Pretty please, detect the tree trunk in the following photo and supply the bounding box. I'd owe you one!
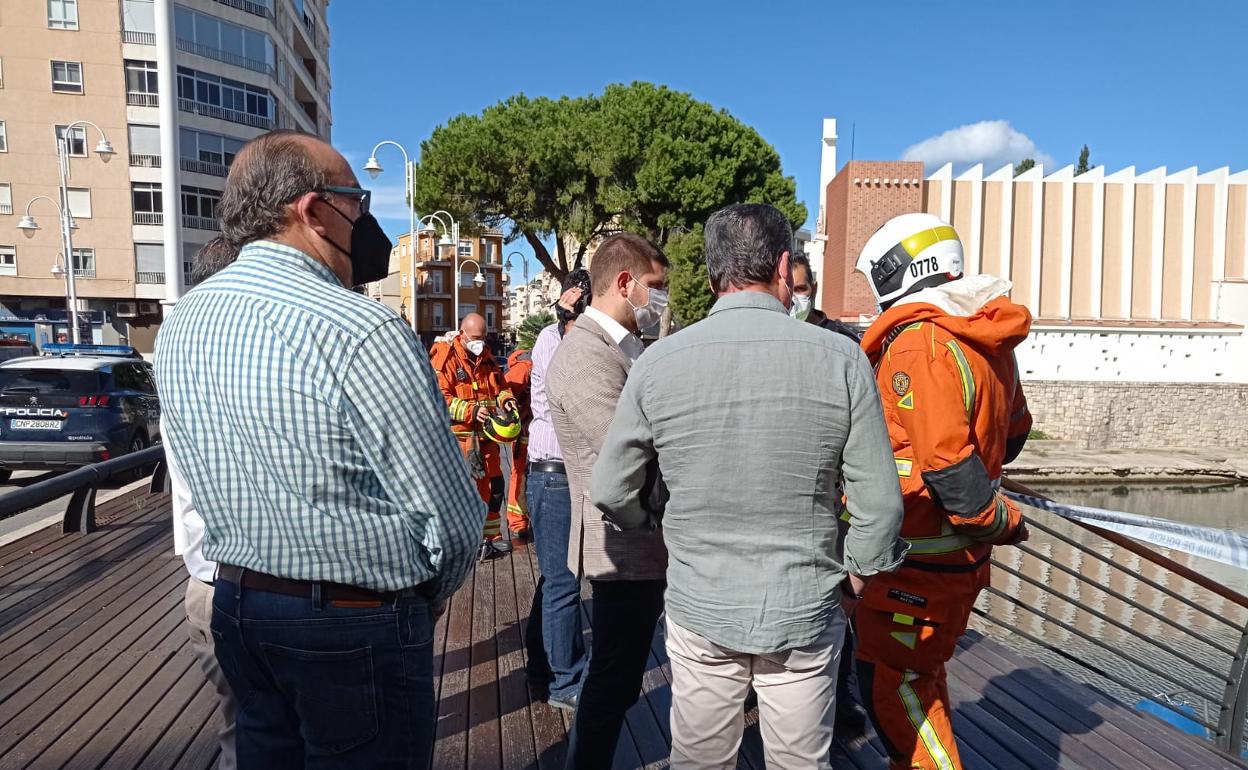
[523,231,565,281]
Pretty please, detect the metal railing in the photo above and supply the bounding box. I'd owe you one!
[0,202,12,215]
[136,270,165,284]
[127,91,159,107]
[212,0,273,19]
[182,214,220,231]
[130,153,161,168]
[133,211,163,225]
[180,157,229,177]
[175,38,276,78]
[178,98,273,130]
[0,445,166,534]
[74,268,95,279]
[123,29,155,45]
[978,478,1248,754]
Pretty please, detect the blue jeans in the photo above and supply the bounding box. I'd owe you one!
[211,578,435,770]
[524,469,586,701]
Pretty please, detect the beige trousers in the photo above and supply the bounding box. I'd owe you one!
[184,576,237,770]
[666,614,846,770]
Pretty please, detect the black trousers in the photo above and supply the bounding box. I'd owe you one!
[565,579,665,770]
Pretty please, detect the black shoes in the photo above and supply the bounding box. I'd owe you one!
[477,538,513,562]
[546,692,579,712]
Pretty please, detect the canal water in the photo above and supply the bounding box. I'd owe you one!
[969,480,1248,745]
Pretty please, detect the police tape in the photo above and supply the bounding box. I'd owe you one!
[1002,490,1248,571]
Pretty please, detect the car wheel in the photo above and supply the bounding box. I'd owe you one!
[0,468,10,484]
[123,432,150,484]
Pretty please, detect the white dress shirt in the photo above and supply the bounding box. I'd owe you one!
[582,306,644,362]
[167,440,217,582]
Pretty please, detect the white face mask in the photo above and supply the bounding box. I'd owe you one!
[790,293,812,321]
[465,340,485,357]
[628,279,668,330]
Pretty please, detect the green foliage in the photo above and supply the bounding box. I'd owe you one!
[517,311,554,350]
[412,82,806,282]
[1028,427,1052,440]
[1075,144,1091,175]
[665,225,715,326]
[1014,158,1036,176]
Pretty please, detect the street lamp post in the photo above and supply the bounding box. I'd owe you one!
[363,140,417,333]
[39,121,114,344]
[504,250,530,284]
[17,196,83,343]
[455,258,486,325]
[419,210,457,332]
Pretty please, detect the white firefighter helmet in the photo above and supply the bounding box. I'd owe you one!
[855,213,964,309]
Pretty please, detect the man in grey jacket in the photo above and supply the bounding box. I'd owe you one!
[546,232,670,768]
[592,204,906,769]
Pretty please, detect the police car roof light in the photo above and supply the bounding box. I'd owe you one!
[42,343,142,359]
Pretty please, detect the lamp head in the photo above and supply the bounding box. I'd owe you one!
[473,272,485,287]
[94,138,116,160]
[364,157,382,179]
[17,215,39,237]
[438,234,453,247]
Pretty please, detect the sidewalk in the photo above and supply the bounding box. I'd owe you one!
[1008,441,1248,482]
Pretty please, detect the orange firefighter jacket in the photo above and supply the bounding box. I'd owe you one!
[859,296,1033,623]
[504,348,534,438]
[432,336,515,441]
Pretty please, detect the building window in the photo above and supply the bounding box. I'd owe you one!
[132,182,162,224]
[128,124,161,166]
[457,239,473,259]
[122,0,156,43]
[65,188,91,219]
[432,302,445,328]
[459,271,476,289]
[486,306,496,330]
[181,185,221,229]
[175,6,275,74]
[486,273,497,296]
[481,240,497,263]
[0,122,6,153]
[124,60,159,104]
[135,242,164,283]
[0,183,11,215]
[54,125,88,157]
[431,272,444,294]
[48,0,79,30]
[51,61,83,93]
[0,246,15,277]
[178,127,243,176]
[176,66,273,128]
[71,247,95,277]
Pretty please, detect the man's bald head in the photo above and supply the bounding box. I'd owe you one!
[460,313,486,341]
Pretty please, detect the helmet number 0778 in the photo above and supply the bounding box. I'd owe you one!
[909,256,939,278]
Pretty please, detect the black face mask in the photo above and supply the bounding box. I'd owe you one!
[321,202,393,286]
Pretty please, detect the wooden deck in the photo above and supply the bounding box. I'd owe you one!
[1,490,1244,769]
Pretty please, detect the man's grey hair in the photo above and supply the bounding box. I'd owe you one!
[218,130,329,247]
[704,203,794,293]
[189,236,239,283]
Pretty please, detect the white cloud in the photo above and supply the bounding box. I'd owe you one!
[901,120,1054,174]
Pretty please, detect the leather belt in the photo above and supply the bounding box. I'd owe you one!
[217,565,397,607]
[529,460,566,475]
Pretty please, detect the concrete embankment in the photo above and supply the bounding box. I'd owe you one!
[1006,441,1248,483]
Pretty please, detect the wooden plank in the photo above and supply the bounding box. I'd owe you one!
[496,545,538,770]
[163,682,223,770]
[510,533,568,769]
[466,557,502,768]
[966,635,1243,769]
[945,674,1087,770]
[0,557,187,704]
[0,485,154,565]
[0,580,185,756]
[96,651,210,770]
[433,558,476,768]
[954,634,1188,769]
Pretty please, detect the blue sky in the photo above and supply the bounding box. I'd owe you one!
[327,0,1248,284]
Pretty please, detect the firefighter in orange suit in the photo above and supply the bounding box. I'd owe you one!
[432,313,518,560]
[503,347,534,538]
[854,213,1033,770]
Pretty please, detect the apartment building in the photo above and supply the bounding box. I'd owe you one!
[507,270,563,334]
[387,229,507,349]
[0,0,332,351]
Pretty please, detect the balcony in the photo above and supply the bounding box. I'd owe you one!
[136,270,165,284]
[133,211,163,225]
[182,215,220,231]
[211,0,273,19]
[127,92,159,107]
[178,98,273,129]
[130,154,161,168]
[123,30,155,45]
[180,158,228,177]
[176,38,275,78]
[0,202,12,215]
[73,268,96,279]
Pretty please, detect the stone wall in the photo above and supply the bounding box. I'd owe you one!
[1023,380,1248,449]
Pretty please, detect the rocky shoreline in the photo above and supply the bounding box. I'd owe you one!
[1005,442,1248,483]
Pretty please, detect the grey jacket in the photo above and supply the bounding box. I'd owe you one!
[591,291,906,653]
[546,314,668,582]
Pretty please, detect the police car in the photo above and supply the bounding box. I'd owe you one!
[0,344,160,481]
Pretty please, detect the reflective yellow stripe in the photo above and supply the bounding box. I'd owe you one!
[945,340,975,416]
[906,520,976,555]
[901,226,960,259]
[895,458,913,477]
[899,671,958,770]
[893,613,915,626]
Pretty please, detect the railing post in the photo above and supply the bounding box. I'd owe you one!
[149,458,171,495]
[61,485,98,534]
[1217,623,1248,752]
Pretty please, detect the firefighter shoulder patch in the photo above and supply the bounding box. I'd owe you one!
[891,371,911,396]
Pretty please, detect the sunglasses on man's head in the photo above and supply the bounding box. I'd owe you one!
[314,186,371,215]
